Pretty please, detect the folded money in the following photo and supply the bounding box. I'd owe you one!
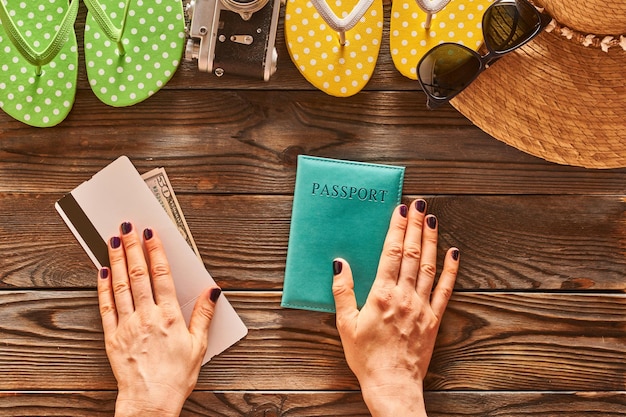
[142,167,201,260]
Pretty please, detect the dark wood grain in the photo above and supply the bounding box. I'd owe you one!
[2,90,626,195]
[0,0,624,414]
[1,291,624,391]
[1,193,624,290]
[2,391,625,416]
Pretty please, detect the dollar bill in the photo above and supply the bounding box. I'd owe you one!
[141,167,202,260]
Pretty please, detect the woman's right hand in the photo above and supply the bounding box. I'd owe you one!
[332,199,459,417]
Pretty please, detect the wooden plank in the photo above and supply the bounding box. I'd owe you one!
[1,194,624,290]
[1,391,625,416]
[0,291,623,391]
[0,392,115,417]
[2,90,626,195]
[1,89,625,195]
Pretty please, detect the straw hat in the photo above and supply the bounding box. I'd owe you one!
[450,0,626,169]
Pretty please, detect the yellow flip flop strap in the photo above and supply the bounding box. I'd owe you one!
[311,0,374,32]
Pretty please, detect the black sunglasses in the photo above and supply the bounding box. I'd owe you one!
[417,0,552,110]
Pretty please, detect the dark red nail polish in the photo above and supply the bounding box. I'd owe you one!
[399,205,408,218]
[209,288,222,303]
[426,215,437,229]
[415,200,426,213]
[121,222,132,235]
[143,228,153,240]
[100,268,109,279]
[110,236,121,249]
[452,249,460,261]
[333,260,343,275]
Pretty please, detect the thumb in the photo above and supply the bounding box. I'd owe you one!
[332,258,358,328]
[188,287,221,345]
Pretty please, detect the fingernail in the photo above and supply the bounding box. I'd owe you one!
[121,222,132,235]
[143,228,153,240]
[209,287,222,303]
[452,249,460,261]
[110,236,121,249]
[415,200,426,213]
[426,215,437,229]
[99,268,109,279]
[399,205,408,218]
[333,260,343,275]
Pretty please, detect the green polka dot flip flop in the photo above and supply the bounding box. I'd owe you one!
[0,0,79,127]
[83,0,186,107]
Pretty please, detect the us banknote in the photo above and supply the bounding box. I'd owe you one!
[141,167,201,260]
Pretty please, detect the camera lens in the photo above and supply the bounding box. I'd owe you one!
[221,0,269,20]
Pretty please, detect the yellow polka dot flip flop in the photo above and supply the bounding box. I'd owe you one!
[390,0,493,80]
[0,0,79,127]
[83,0,185,107]
[285,0,383,97]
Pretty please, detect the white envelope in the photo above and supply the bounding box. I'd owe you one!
[55,156,247,364]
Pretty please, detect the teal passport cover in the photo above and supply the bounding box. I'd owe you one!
[281,155,405,313]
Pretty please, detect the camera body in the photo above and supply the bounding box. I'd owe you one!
[185,0,280,81]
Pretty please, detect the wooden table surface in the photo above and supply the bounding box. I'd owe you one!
[1,2,625,416]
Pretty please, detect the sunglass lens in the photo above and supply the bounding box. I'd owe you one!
[483,0,540,53]
[418,44,481,102]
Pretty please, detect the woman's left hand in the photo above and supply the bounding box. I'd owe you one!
[98,223,221,417]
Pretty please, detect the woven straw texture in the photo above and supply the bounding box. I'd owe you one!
[540,0,626,34]
[451,1,626,169]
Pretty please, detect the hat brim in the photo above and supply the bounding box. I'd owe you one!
[451,30,626,169]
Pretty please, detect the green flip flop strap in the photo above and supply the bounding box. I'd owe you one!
[83,0,131,44]
[0,0,78,68]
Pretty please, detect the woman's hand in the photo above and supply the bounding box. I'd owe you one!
[97,223,221,417]
[332,199,459,417]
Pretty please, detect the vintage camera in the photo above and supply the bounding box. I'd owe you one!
[184,0,280,81]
